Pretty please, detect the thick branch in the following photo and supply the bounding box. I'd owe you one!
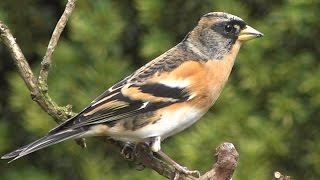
[117,141,239,180]
[199,143,238,180]
[39,0,76,86]
[118,142,180,179]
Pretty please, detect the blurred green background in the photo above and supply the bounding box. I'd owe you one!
[0,0,319,179]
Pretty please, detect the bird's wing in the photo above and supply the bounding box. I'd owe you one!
[48,45,197,134]
[49,81,191,134]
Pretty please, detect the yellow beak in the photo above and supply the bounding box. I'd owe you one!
[238,25,264,42]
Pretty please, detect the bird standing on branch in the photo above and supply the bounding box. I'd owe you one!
[2,12,263,176]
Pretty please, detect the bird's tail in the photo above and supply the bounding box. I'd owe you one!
[1,128,86,163]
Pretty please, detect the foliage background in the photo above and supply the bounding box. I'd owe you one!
[0,0,319,179]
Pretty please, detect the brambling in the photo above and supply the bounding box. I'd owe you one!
[2,12,263,176]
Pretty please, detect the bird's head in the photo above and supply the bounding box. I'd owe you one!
[185,12,263,60]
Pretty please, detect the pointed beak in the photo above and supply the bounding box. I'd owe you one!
[238,25,264,42]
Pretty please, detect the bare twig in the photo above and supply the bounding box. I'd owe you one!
[198,142,239,180]
[0,23,75,124]
[39,0,77,87]
[0,0,77,133]
[0,23,38,95]
[0,0,78,124]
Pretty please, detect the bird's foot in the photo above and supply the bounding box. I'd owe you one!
[173,164,200,180]
[120,142,135,161]
[120,142,149,171]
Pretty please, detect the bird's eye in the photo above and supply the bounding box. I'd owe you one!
[225,24,233,33]
[224,24,241,34]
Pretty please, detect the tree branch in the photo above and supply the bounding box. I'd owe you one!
[199,143,238,180]
[39,0,76,87]
[0,22,38,96]
[0,1,77,124]
[0,21,72,123]
[0,1,239,180]
[110,140,239,180]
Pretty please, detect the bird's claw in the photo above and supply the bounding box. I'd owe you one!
[120,143,135,161]
[173,165,200,180]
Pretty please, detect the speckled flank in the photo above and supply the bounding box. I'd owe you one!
[123,111,156,131]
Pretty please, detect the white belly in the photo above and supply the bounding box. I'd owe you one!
[108,106,205,142]
[149,107,204,139]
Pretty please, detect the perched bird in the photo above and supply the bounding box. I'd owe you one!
[2,12,263,176]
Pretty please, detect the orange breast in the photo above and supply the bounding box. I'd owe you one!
[152,41,241,111]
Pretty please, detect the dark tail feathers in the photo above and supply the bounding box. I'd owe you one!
[1,128,85,163]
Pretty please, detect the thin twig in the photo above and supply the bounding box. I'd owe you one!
[0,21,75,124]
[0,1,77,124]
[0,22,39,97]
[38,0,77,86]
